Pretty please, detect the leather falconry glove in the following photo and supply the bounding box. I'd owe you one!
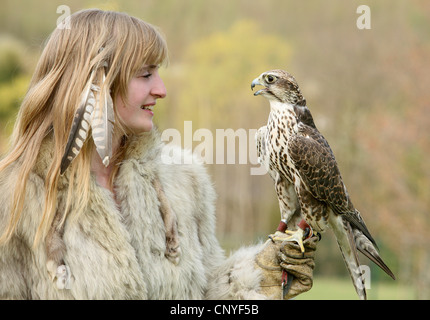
[254,235,318,299]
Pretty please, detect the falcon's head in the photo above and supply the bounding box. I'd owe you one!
[251,69,306,106]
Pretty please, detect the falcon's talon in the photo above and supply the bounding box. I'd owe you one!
[270,228,306,254]
[268,230,290,243]
[303,227,311,239]
[286,229,305,254]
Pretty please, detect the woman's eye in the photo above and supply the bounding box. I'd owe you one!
[141,73,152,79]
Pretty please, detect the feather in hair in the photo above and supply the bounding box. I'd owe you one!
[60,62,115,174]
[60,71,96,175]
[90,67,114,167]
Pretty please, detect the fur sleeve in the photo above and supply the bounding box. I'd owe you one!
[204,244,268,300]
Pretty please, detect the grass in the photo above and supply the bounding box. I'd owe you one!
[295,277,415,300]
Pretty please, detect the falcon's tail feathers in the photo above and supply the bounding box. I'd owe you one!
[330,215,367,300]
[343,209,378,250]
[353,228,396,280]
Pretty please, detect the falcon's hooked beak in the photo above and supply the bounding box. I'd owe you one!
[251,76,266,96]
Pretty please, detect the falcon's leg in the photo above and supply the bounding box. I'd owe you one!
[268,174,308,249]
[274,175,301,228]
[269,219,313,253]
[274,181,327,252]
[269,172,301,240]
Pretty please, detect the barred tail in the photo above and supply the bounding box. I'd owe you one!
[353,228,396,280]
[330,214,367,300]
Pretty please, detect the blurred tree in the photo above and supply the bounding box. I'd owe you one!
[0,36,27,83]
[0,75,29,120]
[180,20,291,127]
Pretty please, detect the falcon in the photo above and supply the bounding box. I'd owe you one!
[251,69,395,299]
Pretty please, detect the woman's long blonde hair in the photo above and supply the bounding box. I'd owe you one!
[0,9,168,246]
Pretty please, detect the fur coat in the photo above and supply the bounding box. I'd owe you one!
[0,129,268,300]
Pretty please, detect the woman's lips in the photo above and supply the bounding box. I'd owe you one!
[140,103,155,115]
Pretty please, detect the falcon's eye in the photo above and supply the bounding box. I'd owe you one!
[265,75,276,83]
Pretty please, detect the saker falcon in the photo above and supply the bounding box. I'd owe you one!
[251,69,395,300]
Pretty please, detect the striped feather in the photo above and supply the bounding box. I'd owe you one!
[60,77,96,175]
[90,72,114,167]
[60,65,114,174]
[353,228,396,280]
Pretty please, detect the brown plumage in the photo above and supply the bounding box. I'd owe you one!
[252,69,395,300]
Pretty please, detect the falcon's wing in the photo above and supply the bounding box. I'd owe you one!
[286,126,375,243]
[286,127,350,213]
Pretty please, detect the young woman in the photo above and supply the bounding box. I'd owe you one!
[0,9,317,299]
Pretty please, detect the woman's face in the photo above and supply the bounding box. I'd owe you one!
[115,65,167,133]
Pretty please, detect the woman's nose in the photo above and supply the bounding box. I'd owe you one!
[151,74,167,99]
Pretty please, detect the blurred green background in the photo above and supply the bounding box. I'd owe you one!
[1,0,429,299]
